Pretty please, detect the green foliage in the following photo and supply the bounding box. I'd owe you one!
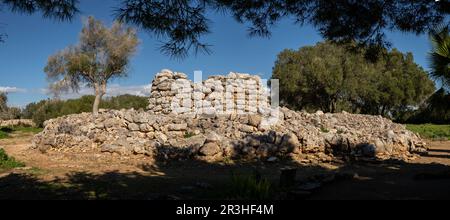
[184,132,195,139]
[0,92,22,120]
[0,126,43,139]
[226,172,272,200]
[429,25,450,89]
[0,131,9,139]
[406,88,450,124]
[23,95,148,127]
[9,126,43,134]
[272,41,435,120]
[406,124,450,140]
[0,148,25,171]
[320,126,329,133]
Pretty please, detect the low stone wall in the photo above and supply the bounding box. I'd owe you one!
[32,107,426,163]
[0,119,35,127]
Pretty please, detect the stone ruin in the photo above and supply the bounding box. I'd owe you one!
[32,69,428,164]
[147,69,272,117]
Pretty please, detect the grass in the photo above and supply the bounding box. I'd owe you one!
[320,126,329,133]
[0,130,9,139]
[0,126,43,139]
[406,124,450,140]
[184,131,195,139]
[0,148,25,171]
[225,171,273,200]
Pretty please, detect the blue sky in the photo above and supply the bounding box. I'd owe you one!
[0,0,436,107]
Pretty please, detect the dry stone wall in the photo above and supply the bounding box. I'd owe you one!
[1,119,35,127]
[147,69,271,117]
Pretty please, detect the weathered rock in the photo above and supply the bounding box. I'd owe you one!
[128,123,140,131]
[156,132,168,144]
[280,133,300,153]
[199,142,221,156]
[248,114,262,127]
[206,131,222,143]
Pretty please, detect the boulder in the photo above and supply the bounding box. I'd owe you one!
[205,131,222,143]
[280,133,301,153]
[199,142,221,156]
[128,123,140,131]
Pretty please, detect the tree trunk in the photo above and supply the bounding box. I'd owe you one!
[93,93,103,115]
[92,82,106,115]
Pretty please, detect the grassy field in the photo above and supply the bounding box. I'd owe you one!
[0,148,25,172]
[406,124,450,140]
[0,126,43,139]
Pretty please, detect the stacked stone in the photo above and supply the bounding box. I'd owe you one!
[148,69,189,114]
[147,69,272,117]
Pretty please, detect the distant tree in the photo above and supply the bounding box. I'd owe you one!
[0,0,79,42]
[23,95,148,127]
[0,92,7,113]
[272,42,435,118]
[429,25,450,89]
[0,92,23,120]
[272,42,373,113]
[44,16,139,115]
[360,50,436,118]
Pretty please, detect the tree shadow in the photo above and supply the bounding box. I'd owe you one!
[1,143,450,200]
[428,148,450,154]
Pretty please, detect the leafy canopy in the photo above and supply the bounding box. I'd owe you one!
[429,25,450,89]
[272,41,435,118]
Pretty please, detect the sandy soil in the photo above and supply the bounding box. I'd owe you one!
[1,132,449,200]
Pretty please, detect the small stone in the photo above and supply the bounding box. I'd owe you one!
[248,114,262,127]
[267,157,278,162]
[167,123,188,131]
[206,131,222,143]
[156,132,168,144]
[128,123,140,131]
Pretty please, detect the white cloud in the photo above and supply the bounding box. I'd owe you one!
[106,84,152,97]
[0,86,27,93]
[42,83,152,100]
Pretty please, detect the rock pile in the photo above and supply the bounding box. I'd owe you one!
[32,70,427,163]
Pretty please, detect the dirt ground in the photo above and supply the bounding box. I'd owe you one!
[1,131,449,200]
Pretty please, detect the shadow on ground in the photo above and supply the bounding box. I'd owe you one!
[1,151,450,200]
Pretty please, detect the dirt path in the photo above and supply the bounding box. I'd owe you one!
[310,141,450,200]
[1,133,450,199]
